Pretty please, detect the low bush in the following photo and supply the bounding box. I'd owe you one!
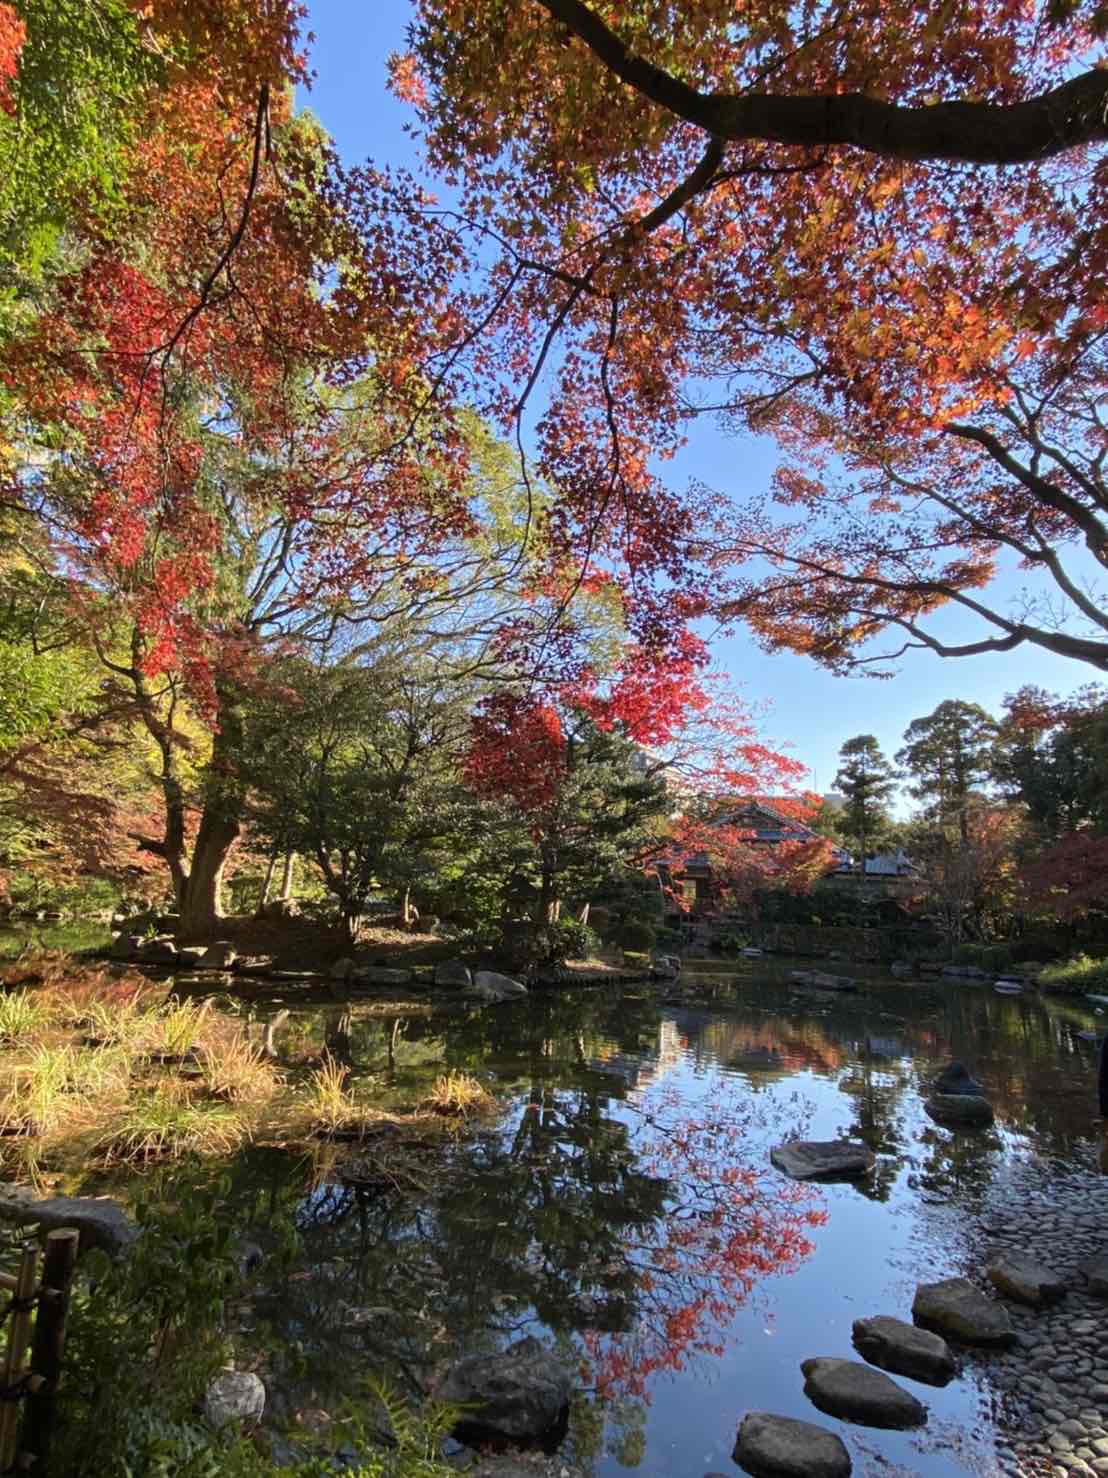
[1039,954,1108,993]
[617,916,656,953]
[951,941,1016,972]
[541,917,600,962]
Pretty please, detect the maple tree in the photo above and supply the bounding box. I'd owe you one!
[396,0,1108,675]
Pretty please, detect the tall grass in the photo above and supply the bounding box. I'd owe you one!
[421,1071,493,1117]
[96,1084,243,1165]
[309,1053,354,1134]
[0,991,46,1045]
[196,1032,277,1103]
[157,1000,211,1057]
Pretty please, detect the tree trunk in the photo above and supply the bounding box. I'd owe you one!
[178,811,240,939]
[278,852,296,901]
[258,851,278,910]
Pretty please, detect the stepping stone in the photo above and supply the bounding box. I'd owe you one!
[931,1061,985,1096]
[851,1315,955,1386]
[1080,1253,1108,1297]
[924,1093,994,1127]
[770,1140,875,1181]
[800,1357,927,1430]
[912,1277,1015,1346]
[987,1250,1066,1306]
[733,1411,851,1478]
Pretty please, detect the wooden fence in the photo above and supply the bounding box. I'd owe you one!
[0,1229,78,1473]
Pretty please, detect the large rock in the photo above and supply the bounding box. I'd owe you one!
[434,961,472,989]
[800,1357,927,1429]
[931,1061,985,1096]
[986,1250,1066,1307]
[851,1316,955,1386]
[0,1188,137,1256]
[770,1140,875,1181]
[137,937,178,966]
[109,934,142,961]
[200,940,237,970]
[924,1093,994,1127]
[912,1277,1015,1347]
[733,1411,851,1478]
[434,1335,570,1442]
[352,966,412,986]
[203,1370,266,1429]
[468,970,529,1003]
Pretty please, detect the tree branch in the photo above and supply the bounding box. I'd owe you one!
[535,0,1108,163]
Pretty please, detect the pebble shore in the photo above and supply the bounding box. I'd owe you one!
[967,1156,1108,1477]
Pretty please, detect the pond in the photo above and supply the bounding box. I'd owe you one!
[12,951,1108,1476]
[131,961,1104,1478]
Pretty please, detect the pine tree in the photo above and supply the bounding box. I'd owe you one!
[833,734,898,879]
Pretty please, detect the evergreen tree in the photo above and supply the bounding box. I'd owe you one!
[896,701,996,845]
[832,735,898,878]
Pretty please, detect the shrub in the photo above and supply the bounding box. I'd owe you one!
[952,941,1016,972]
[542,917,600,962]
[617,916,656,953]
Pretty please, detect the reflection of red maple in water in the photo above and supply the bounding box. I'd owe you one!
[580,1084,826,1401]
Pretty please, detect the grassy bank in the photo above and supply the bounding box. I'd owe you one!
[1039,954,1108,994]
[0,955,496,1187]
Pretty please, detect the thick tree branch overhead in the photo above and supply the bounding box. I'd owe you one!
[535,0,1108,162]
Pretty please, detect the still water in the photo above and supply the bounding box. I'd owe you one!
[202,966,1105,1478]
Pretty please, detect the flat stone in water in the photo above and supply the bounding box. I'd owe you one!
[800,1357,927,1429]
[851,1315,956,1385]
[924,1093,995,1127]
[987,1250,1067,1306]
[733,1411,852,1478]
[912,1277,1015,1346]
[770,1140,875,1180]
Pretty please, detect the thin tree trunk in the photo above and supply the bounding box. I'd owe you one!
[278,852,296,901]
[258,851,278,911]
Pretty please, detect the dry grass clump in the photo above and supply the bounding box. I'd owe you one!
[306,1053,396,1139]
[0,991,47,1045]
[196,1031,279,1103]
[421,1071,493,1118]
[96,1081,244,1165]
[153,999,211,1058]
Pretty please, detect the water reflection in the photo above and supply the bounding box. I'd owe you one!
[170,971,1108,1474]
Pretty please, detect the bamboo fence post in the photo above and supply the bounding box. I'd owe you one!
[22,1229,79,1472]
[0,1242,38,1472]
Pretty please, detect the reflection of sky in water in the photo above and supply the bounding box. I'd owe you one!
[260,973,1105,1478]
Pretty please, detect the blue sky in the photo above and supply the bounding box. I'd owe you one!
[300,1,1095,802]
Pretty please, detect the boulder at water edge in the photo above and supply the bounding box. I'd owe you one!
[800,1358,927,1429]
[912,1277,1015,1346]
[851,1316,955,1385]
[770,1140,875,1181]
[203,1370,266,1430]
[434,1335,571,1442]
[931,1061,985,1096]
[986,1249,1066,1307]
[924,1093,994,1127]
[0,1187,137,1256]
[733,1411,851,1478]
[434,960,472,988]
[468,970,529,1003]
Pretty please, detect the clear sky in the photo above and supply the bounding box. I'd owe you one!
[300,1,1096,802]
